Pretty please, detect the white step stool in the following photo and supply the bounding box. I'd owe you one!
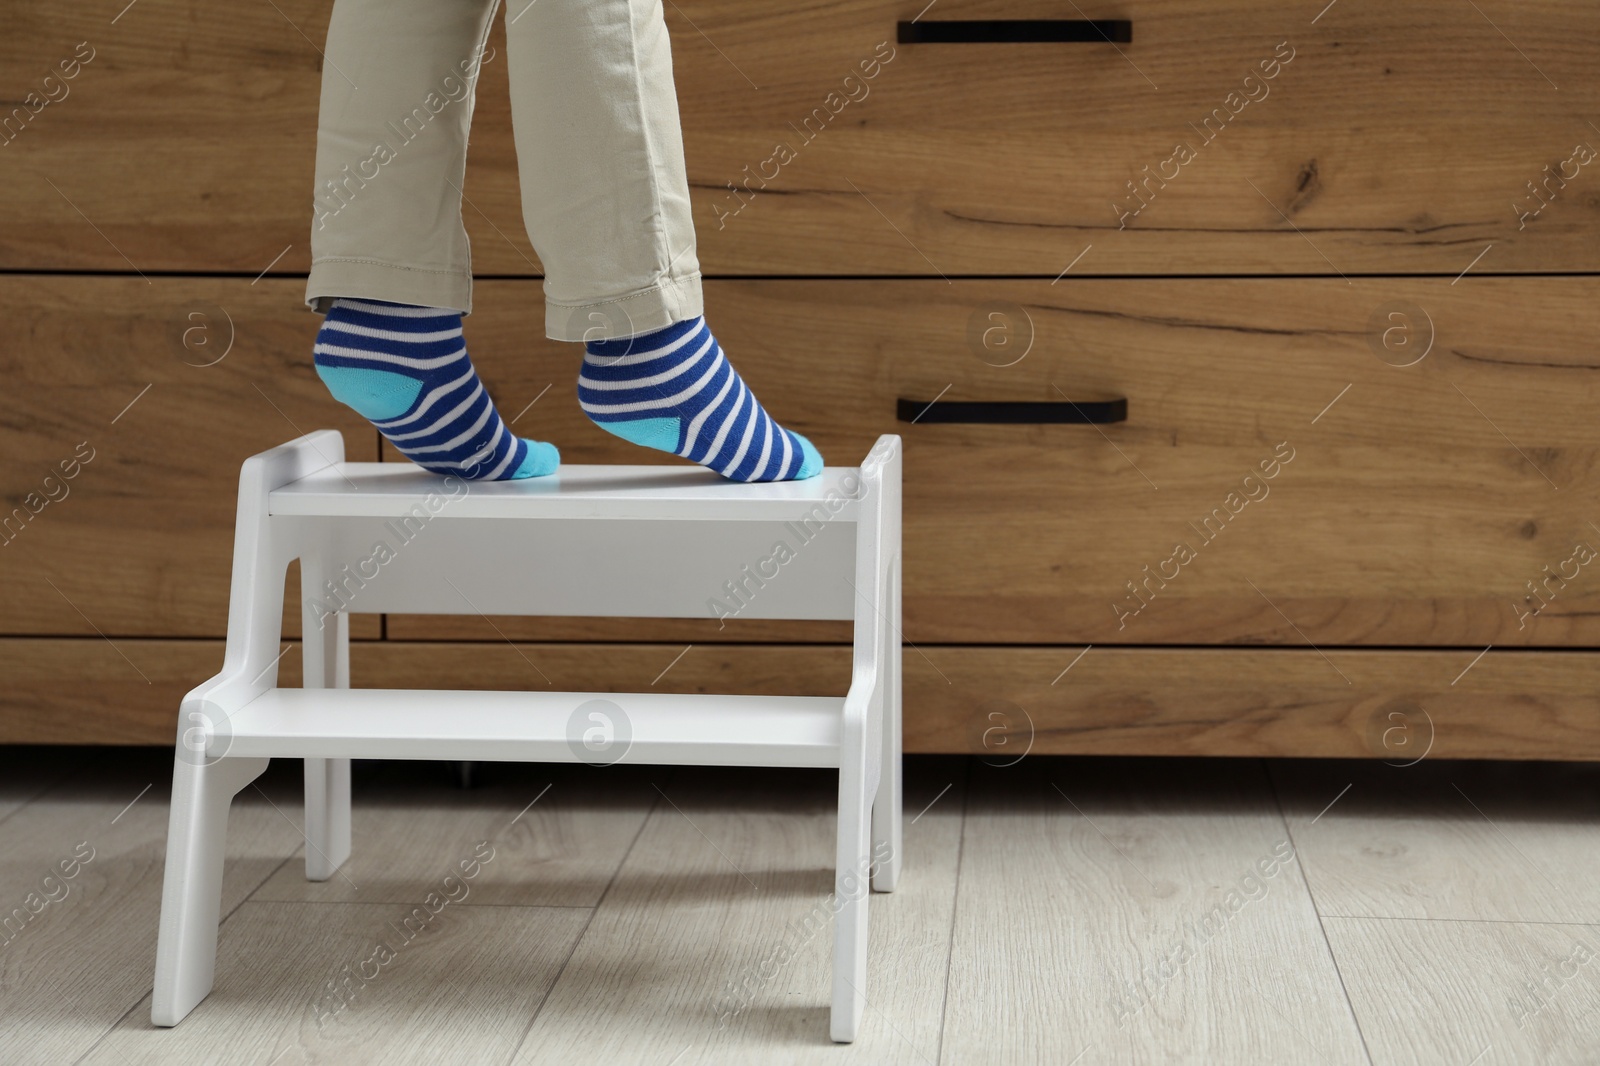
[151,430,902,1042]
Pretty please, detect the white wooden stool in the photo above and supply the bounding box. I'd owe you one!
[151,429,902,1043]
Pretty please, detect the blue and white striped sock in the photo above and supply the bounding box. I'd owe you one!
[579,316,822,482]
[313,298,558,480]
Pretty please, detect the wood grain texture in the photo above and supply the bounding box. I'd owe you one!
[940,757,1367,1065]
[0,751,306,1066]
[1273,758,1600,923]
[83,901,591,1066]
[1322,916,1600,1066]
[6,639,1600,762]
[4,752,1598,1060]
[0,276,379,638]
[905,646,1600,761]
[1,1,1596,275]
[407,277,1600,647]
[677,0,1600,276]
[0,638,260,744]
[363,642,1600,762]
[508,761,965,1065]
[0,637,852,745]
[249,760,659,907]
[7,275,1599,646]
[349,639,854,699]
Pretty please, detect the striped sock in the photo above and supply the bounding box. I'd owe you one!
[313,298,558,480]
[579,316,822,482]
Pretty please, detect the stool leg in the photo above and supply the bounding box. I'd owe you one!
[152,753,270,1026]
[831,753,871,1042]
[871,553,903,893]
[302,565,352,882]
[304,758,351,882]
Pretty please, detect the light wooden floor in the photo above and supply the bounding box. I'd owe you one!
[2,747,1597,1065]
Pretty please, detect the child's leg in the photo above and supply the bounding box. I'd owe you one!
[305,0,556,480]
[505,0,821,482]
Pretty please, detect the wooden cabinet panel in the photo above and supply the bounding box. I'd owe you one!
[0,277,380,638]
[2,0,1595,274]
[7,275,1594,648]
[678,0,1600,275]
[8,1,1594,760]
[385,276,1600,648]
[900,645,1600,761]
[6,638,1594,760]
[0,638,229,744]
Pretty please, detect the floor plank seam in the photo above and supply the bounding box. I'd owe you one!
[68,826,296,1064]
[496,775,668,1064]
[71,995,145,1066]
[933,757,973,1066]
[1266,761,1378,1066]
[1321,913,1600,929]
[236,852,300,911]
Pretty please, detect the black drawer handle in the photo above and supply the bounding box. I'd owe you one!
[897,397,1128,424]
[897,19,1133,44]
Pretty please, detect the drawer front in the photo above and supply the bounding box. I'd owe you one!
[4,1,1596,274]
[678,0,1600,275]
[9,275,1595,648]
[391,277,1600,648]
[0,277,381,638]
[13,637,1595,761]
[900,646,1600,760]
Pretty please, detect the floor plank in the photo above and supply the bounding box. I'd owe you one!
[251,761,658,907]
[1272,759,1600,923]
[82,900,591,1065]
[0,752,306,1066]
[1324,916,1600,1066]
[510,759,966,1065]
[5,750,1597,1063]
[940,758,1368,1066]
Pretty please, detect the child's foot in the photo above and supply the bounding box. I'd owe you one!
[578,316,822,482]
[313,298,558,480]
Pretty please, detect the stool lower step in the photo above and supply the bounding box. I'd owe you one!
[216,688,844,766]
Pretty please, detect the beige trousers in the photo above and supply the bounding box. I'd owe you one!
[305,0,702,341]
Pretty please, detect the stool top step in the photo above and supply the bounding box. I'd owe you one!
[269,462,869,522]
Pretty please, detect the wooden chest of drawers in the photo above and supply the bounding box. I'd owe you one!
[2,0,1598,759]
[6,0,1598,276]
